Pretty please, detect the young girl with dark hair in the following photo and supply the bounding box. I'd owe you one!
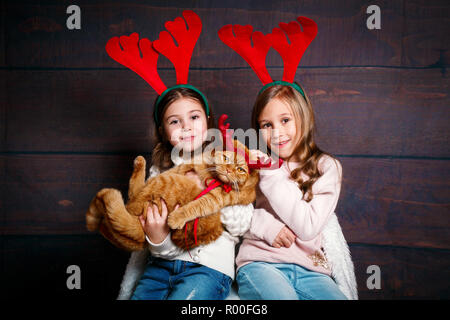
[119,87,253,300]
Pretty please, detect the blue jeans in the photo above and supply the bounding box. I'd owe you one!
[131,256,232,300]
[237,262,347,300]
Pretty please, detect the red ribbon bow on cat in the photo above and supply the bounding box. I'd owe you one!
[186,177,232,252]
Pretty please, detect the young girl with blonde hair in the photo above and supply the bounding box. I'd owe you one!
[237,83,355,300]
[218,15,357,300]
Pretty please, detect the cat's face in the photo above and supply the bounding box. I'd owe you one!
[209,150,249,188]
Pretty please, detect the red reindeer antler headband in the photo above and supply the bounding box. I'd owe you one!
[105,10,209,125]
[218,16,318,96]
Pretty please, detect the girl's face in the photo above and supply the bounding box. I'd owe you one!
[258,98,300,161]
[162,97,208,152]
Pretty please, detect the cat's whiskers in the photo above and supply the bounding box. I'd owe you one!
[229,176,240,194]
[203,167,218,175]
[196,167,217,185]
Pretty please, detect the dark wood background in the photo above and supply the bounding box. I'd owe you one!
[1,0,449,300]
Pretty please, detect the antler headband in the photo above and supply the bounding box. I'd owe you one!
[105,10,209,125]
[218,16,318,97]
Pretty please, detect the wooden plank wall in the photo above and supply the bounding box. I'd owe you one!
[1,0,449,299]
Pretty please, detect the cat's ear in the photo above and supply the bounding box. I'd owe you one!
[233,139,249,156]
[204,148,215,164]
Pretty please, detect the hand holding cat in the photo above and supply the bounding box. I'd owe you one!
[249,149,283,170]
[139,199,180,244]
[272,226,297,248]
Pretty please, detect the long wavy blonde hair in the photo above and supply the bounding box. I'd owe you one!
[252,83,340,202]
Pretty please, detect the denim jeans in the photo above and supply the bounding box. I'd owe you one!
[131,256,232,300]
[236,261,347,300]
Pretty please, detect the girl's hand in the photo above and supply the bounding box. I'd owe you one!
[139,199,179,244]
[249,149,283,170]
[249,149,270,163]
[272,226,297,248]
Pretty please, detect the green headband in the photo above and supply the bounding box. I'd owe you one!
[154,84,210,126]
[258,81,305,98]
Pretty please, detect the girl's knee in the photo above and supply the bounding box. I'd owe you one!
[237,263,297,300]
[296,274,348,300]
[169,271,232,300]
[236,269,264,299]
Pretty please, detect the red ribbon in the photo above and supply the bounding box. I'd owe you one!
[222,184,232,193]
[184,178,232,256]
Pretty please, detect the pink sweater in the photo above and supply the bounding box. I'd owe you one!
[236,155,343,276]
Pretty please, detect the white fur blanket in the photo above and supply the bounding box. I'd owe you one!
[322,214,358,300]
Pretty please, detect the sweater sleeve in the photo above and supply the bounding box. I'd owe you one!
[258,156,343,241]
[220,203,254,238]
[248,208,286,245]
[146,234,184,258]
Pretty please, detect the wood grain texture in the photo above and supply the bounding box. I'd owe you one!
[403,0,450,67]
[0,0,5,67]
[5,68,449,157]
[0,156,4,231]
[2,235,130,300]
[350,243,450,299]
[4,0,448,68]
[2,154,449,250]
[0,71,5,152]
[338,157,450,249]
[1,153,133,235]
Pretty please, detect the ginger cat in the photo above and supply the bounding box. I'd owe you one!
[86,140,259,251]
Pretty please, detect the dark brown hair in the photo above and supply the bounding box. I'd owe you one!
[252,83,340,202]
[151,87,215,171]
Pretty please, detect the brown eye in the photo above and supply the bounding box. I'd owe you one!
[237,167,245,173]
[223,154,228,161]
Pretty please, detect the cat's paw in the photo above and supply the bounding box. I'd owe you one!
[133,156,146,170]
[167,212,187,230]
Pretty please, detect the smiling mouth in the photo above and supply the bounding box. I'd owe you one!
[273,140,290,148]
[181,136,195,142]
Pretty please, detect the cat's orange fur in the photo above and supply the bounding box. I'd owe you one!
[86,140,259,251]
